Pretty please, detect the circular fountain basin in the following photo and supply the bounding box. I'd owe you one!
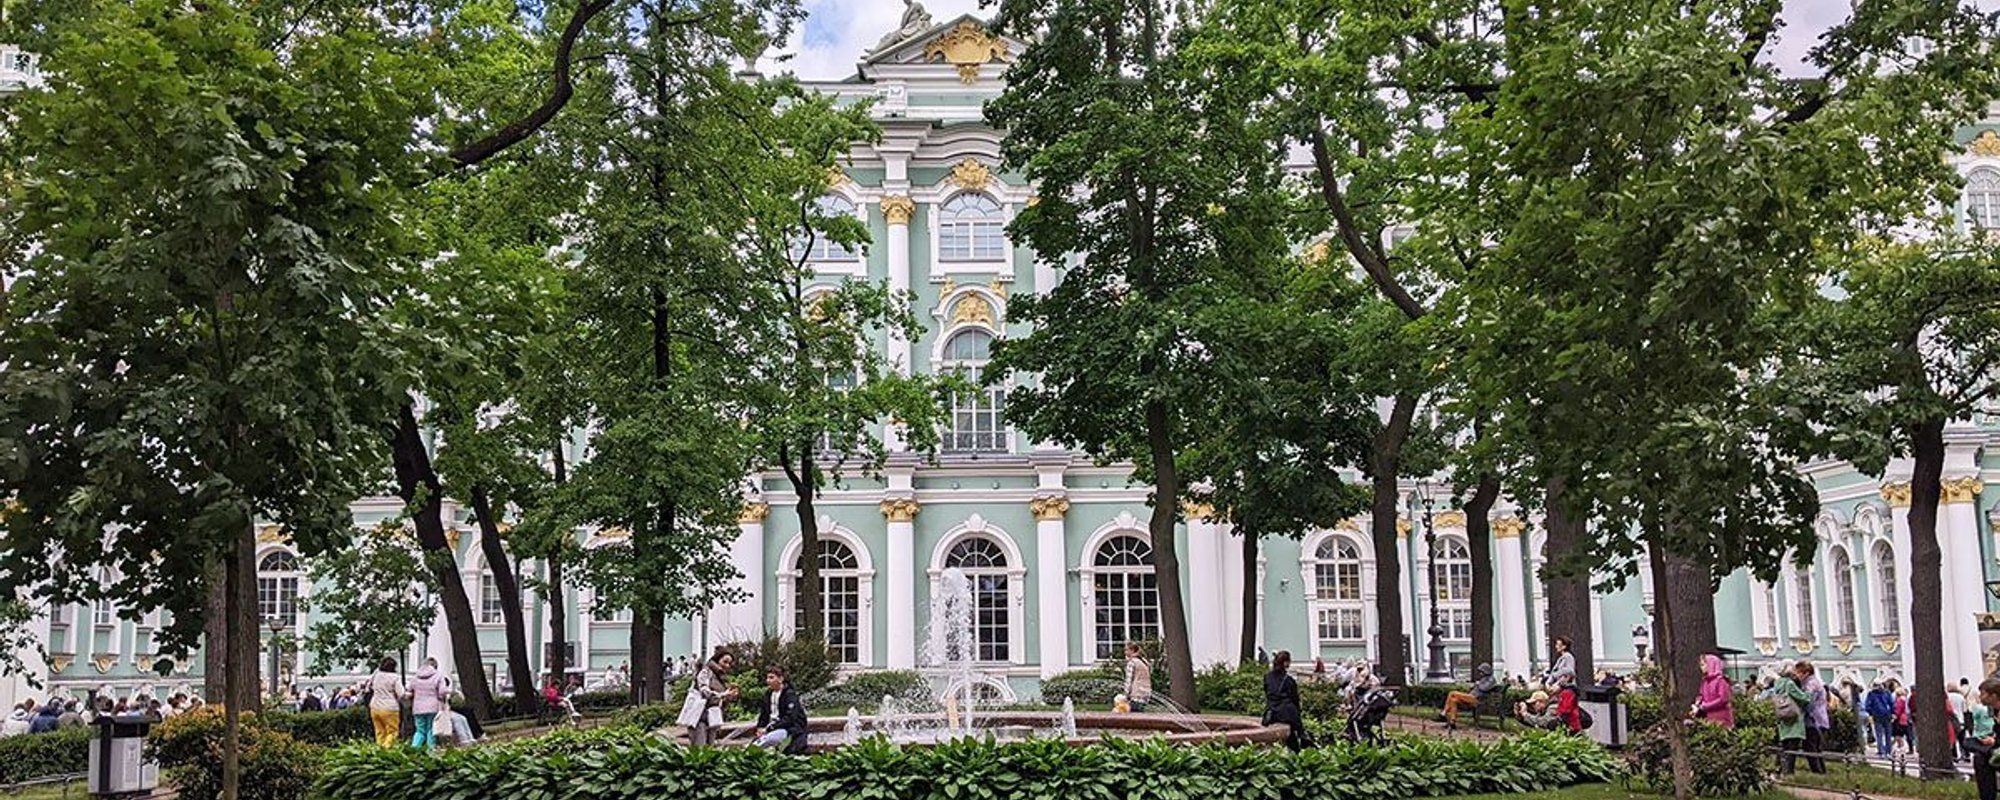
[689,711,1291,752]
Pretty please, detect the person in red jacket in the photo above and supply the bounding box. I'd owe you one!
[1551,673,1584,733]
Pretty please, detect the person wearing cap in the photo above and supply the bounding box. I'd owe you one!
[1515,691,1560,730]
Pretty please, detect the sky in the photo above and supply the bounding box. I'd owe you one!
[763,0,1864,82]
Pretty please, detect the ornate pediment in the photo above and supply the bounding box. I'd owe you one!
[863,15,1023,82]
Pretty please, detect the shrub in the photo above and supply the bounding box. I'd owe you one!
[1299,680,1346,721]
[1195,663,1265,715]
[612,702,683,731]
[718,635,838,695]
[1627,721,1768,797]
[1037,667,1123,705]
[0,725,91,784]
[803,670,929,710]
[264,706,373,746]
[314,724,1623,800]
[149,709,324,800]
[1625,690,1860,754]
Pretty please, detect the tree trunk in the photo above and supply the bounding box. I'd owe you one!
[1909,416,1955,776]
[546,444,570,690]
[221,532,243,800]
[1369,393,1418,685]
[790,445,823,642]
[1656,549,1718,701]
[630,502,669,705]
[1647,536,1696,800]
[1466,474,1500,675]
[1541,477,1593,680]
[1238,527,1260,666]
[470,485,539,715]
[390,403,496,719]
[1144,399,1198,709]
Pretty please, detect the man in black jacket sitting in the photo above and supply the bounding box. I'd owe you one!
[753,667,810,754]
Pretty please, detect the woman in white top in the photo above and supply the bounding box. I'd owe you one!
[368,656,406,748]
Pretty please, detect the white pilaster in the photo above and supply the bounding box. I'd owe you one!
[1396,521,1416,671]
[1032,497,1071,678]
[1884,479,1918,681]
[883,460,919,669]
[881,190,915,453]
[1220,525,1246,663]
[1494,516,1532,681]
[1943,473,1987,683]
[1185,512,1227,668]
[426,592,454,677]
[719,503,769,645]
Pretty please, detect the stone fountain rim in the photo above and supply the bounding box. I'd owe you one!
[689,711,1293,752]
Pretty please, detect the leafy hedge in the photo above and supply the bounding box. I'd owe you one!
[149,710,325,800]
[264,706,374,746]
[1038,667,1125,705]
[315,724,1622,800]
[0,726,91,784]
[1627,722,1769,797]
[1625,692,1861,754]
[804,670,930,711]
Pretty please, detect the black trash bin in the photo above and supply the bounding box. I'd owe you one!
[1578,686,1626,748]
[89,712,159,796]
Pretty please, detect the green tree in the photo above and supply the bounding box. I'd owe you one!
[300,525,439,675]
[988,0,1319,707]
[1801,238,2000,776]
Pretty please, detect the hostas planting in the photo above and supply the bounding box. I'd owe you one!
[315,726,1621,800]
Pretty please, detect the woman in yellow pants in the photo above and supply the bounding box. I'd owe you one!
[367,656,406,747]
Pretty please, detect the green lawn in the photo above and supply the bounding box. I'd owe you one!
[1778,761,1978,800]
[1438,784,1789,800]
[1,780,86,800]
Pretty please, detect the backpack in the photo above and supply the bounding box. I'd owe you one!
[1577,707,1595,730]
[1773,694,1801,721]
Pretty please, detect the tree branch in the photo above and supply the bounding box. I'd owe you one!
[1308,127,1428,320]
[446,0,615,170]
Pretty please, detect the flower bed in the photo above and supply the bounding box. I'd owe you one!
[315,725,1622,800]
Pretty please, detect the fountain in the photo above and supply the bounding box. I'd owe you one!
[677,568,1288,751]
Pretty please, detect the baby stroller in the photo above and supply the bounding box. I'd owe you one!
[1344,686,1395,745]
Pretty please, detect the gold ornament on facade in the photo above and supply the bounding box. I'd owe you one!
[1879,481,1912,508]
[49,654,73,673]
[1396,517,1412,538]
[740,503,770,524]
[1433,511,1467,529]
[1492,517,1526,539]
[1181,501,1217,521]
[881,195,915,225]
[1336,518,1362,533]
[1969,130,2000,157]
[598,526,631,541]
[1791,637,1815,655]
[1024,194,1040,208]
[1877,635,1900,654]
[1942,476,1985,504]
[923,20,1008,84]
[825,166,851,189]
[255,524,285,544]
[444,526,462,549]
[880,498,921,522]
[1832,636,1858,655]
[1753,638,1779,657]
[1029,496,1070,521]
[950,294,996,327]
[949,158,993,190]
[92,654,115,674]
[990,276,1008,298]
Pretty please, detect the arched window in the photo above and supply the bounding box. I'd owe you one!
[1433,537,1473,641]
[256,551,301,628]
[1831,546,1857,637]
[793,195,860,262]
[941,328,1006,453]
[796,540,864,664]
[938,193,1006,261]
[1872,540,1899,635]
[1968,169,2000,231]
[1091,534,1158,660]
[1311,536,1364,642]
[946,537,1012,662]
[1792,569,1816,640]
[477,558,504,625]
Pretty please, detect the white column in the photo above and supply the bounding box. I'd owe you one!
[1943,476,1987,683]
[1494,517,1532,681]
[1220,524,1246,663]
[881,194,915,453]
[1032,496,1071,678]
[882,496,918,670]
[721,503,768,645]
[1396,520,1415,670]
[1884,482,1917,680]
[1185,511,1226,669]
[576,588,593,676]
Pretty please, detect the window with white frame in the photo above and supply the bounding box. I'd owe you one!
[92,568,114,627]
[945,536,1012,662]
[941,329,1006,453]
[1311,536,1364,642]
[257,551,301,628]
[1091,534,1159,660]
[1871,540,1899,635]
[1792,569,1816,640]
[795,540,864,664]
[937,193,1007,261]
[1751,580,1779,638]
[1968,169,2000,231]
[592,602,631,624]
[1831,546,1857,637]
[792,195,861,263]
[1433,536,1473,641]
[479,563,505,625]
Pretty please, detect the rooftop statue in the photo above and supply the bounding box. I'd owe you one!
[874,0,933,50]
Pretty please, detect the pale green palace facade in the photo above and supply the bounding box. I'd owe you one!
[4,20,1999,708]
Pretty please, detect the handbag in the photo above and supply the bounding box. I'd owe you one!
[675,686,707,728]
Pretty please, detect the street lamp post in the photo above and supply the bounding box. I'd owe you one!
[265,617,287,701]
[1419,482,1453,683]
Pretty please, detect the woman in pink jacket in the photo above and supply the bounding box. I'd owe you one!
[1691,653,1736,728]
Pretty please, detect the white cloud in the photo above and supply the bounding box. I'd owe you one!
[766,0,988,80]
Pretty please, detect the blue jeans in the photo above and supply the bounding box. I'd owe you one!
[1874,717,1895,757]
[411,713,436,749]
